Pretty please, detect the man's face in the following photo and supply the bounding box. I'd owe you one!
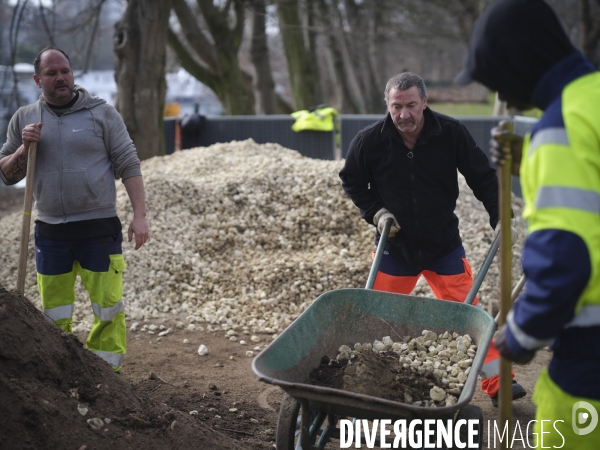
[387,86,427,136]
[33,50,75,106]
[498,92,533,112]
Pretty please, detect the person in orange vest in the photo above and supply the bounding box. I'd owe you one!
[340,72,525,406]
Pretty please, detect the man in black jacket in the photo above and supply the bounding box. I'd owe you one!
[339,72,525,405]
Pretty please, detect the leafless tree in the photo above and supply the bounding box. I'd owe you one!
[249,0,277,114]
[168,0,255,115]
[114,0,171,160]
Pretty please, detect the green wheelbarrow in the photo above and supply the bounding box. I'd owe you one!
[252,219,500,449]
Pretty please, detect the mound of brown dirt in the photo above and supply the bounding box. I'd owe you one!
[0,288,243,450]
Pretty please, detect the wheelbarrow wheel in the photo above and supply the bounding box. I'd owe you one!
[276,394,318,449]
[452,405,484,450]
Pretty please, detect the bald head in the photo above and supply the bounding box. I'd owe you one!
[34,46,71,76]
[33,47,75,106]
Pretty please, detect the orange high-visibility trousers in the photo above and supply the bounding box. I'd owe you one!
[372,251,511,397]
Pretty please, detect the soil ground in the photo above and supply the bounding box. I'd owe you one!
[0,284,549,450]
[0,191,549,450]
[114,322,550,449]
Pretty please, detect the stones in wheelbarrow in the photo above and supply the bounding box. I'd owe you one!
[323,330,478,407]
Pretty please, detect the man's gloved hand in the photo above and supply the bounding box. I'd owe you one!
[490,123,524,177]
[495,324,536,365]
[373,208,401,238]
[495,218,518,245]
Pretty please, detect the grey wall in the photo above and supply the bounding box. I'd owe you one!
[193,115,336,160]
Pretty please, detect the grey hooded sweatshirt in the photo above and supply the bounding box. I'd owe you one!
[0,86,141,224]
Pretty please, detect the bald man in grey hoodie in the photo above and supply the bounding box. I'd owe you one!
[0,46,148,373]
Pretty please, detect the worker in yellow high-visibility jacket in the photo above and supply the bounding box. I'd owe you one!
[456,0,600,447]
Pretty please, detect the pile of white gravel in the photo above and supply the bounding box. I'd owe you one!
[0,140,525,335]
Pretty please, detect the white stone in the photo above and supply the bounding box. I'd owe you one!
[77,404,88,416]
[87,418,104,431]
[445,395,457,405]
[430,386,446,402]
[382,336,394,348]
[198,344,209,356]
[458,359,473,369]
[158,327,172,337]
[338,345,352,353]
[422,331,438,342]
[372,340,386,352]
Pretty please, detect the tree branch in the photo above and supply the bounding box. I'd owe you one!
[83,0,106,74]
[171,0,220,73]
[197,0,229,38]
[167,28,220,89]
[38,0,56,46]
[231,0,246,51]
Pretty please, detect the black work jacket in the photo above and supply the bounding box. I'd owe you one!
[339,108,499,272]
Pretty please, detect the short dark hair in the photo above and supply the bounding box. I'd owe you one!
[384,72,427,104]
[33,46,71,75]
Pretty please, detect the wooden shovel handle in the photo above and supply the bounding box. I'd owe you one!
[16,142,38,295]
[497,120,514,450]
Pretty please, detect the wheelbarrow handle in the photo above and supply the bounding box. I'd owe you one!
[464,230,501,306]
[364,217,393,290]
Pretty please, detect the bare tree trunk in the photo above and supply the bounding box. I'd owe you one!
[305,0,322,104]
[250,0,277,114]
[276,0,321,109]
[315,0,359,113]
[342,0,381,113]
[114,0,170,161]
[367,0,385,89]
[330,0,366,112]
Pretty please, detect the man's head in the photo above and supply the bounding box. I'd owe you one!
[33,46,76,106]
[385,72,427,136]
[455,0,575,110]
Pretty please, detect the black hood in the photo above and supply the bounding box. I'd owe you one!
[455,0,575,106]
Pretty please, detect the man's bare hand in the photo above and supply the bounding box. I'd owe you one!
[22,122,43,153]
[128,216,149,250]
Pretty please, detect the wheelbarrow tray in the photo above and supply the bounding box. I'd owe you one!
[252,288,495,422]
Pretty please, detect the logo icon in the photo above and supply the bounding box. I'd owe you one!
[572,401,598,436]
[72,129,84,133]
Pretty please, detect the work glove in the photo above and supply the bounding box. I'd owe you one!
[495,218,518,245]
[373,208,401,238]
[490,121,524,177]
[495,324,536,365]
